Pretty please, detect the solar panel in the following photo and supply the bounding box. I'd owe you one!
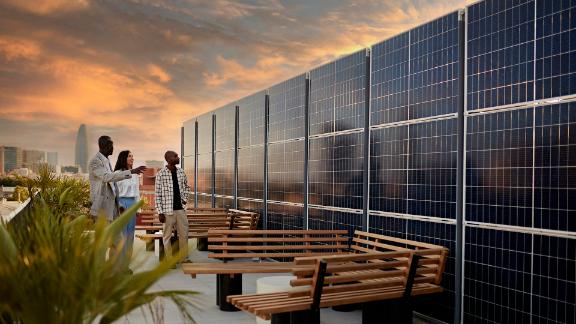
[410,12,460,119]
[309,207,362,236]
[371,32,410,125]
[267,203,304,230]
[310,50,367,135]
[237,145,264,200]
[464,227,532,323]
[466,108,534,227]
[536,0,576,99]
[238,91,266,148]
[268,74,307,142]
[309,132,364,210]
[535,103,576,232]
[467,0,535,110]
[267,140,304,203]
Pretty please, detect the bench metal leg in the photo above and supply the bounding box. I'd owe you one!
[332,304,359,312]
[197,237,208,251]
[217,274,242,311]
[270,312,290,324]
[145,230,155,251]
[158,241,165,261]
[290,309,319,324]
[362,300,412,324]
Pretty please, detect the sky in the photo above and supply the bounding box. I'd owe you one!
[0,0,474,166]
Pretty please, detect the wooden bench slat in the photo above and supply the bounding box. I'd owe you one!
[209,237,348,243]
[210,244,349,251]
[208,252,348,259]
[354,230,444,250]
[208,229,348,235]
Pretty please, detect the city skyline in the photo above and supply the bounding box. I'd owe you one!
[0,0,474,165]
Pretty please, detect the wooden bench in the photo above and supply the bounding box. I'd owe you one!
[182,229,448,312]
[136,211,260,259]
[182,229,348,311]
[228,250,446,324]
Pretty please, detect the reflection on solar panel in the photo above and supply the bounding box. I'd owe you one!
[237,145,264,200]
[310,50,367,135]
[308,207,362,236]
[267,141,304,203]
[309,132,364,210]
[267,203,304,230]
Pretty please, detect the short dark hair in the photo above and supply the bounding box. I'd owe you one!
[164,150,176,161]
[114,150,130,171]
[98,135,112,149]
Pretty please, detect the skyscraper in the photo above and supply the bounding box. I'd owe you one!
[47,152,58,169]
[0,147,4,175]
[2,146,23,174]
[75,124,88,173]
[23,149,45,172]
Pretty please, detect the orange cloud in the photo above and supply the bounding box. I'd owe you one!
[5,0,90,15]
[0,37,42,61]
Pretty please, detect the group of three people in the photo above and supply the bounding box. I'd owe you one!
[88,135,192,271]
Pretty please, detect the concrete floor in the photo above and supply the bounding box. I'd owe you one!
[116,233,430,324]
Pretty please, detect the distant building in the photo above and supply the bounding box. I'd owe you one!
[75,124,88,173]
[47,152,58,168]
[23,149,45,173]
[0,147,4,175]
[2,146,23,174]
[10,168,33,177]
[145,160,164,169]
[61,165,80,174]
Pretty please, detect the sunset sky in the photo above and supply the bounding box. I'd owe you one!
[0,0,473,166]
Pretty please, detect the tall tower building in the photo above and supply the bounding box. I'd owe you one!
[75,124,88,173]
[0,146,4,175]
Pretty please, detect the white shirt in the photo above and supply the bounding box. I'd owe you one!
[117,173,140,198]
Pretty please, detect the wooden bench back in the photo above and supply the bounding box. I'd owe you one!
[228,209,260,230]
[290,251,440,302]
[351,230,449,285]
[187,213,232,233]
[187,207,228,213]
[207,229,349,260]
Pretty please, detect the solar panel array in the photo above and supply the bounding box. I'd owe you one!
[181,1,576,323]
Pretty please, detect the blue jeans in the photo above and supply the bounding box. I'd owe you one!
[118,197,137,261]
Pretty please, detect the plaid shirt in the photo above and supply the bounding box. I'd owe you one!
[155,167,192,215]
